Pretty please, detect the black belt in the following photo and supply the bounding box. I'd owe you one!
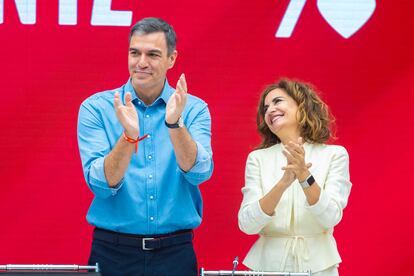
[93,228,193,251]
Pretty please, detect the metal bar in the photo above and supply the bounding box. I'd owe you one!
[199,270,312,276]
[0,264,99,272]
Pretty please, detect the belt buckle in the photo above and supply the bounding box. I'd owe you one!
[142,237,154,250]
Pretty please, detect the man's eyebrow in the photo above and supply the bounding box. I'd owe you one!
[128,48,163,54]
[148,49,162,54]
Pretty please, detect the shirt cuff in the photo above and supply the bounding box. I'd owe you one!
[89,157,124,198]
[187,141,212,174]
[304,190,330,216]
[251,200,273,226]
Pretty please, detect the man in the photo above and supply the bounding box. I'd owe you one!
[77,17,213,275]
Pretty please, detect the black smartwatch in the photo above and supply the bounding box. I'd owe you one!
[165,116,184,129]
[299,174,315,189]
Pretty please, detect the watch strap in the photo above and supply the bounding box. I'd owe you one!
[299,174,315,189]
[165,116,183,129]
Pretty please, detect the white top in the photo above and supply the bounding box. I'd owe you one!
[238,143,351,273]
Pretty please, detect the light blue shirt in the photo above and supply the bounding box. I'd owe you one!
[77,79,213,235]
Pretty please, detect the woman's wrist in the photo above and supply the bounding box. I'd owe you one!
[297,169,310,182]
[279,178,293,189]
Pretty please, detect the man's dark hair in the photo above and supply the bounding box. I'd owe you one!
[129,17,177,56]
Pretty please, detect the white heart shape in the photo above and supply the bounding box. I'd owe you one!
[317,0,376,38]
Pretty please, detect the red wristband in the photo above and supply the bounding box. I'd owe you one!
[123,132,148,153]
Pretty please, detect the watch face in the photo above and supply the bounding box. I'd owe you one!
[178,117,184,127]
[307,175,315,186]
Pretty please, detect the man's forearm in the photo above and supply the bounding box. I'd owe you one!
[104,136,135,187]
[168,127,197,172]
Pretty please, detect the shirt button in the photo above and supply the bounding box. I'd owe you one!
[147,134,151,138]
[138,101,142,105]
[150,217,154,221]
[149,195,154,200]
[148,174,153,179]
[148,155,152,160]
[145,114,150,118]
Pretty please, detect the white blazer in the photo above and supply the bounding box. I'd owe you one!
[238,143,351,273]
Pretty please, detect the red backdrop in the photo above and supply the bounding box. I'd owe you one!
[0,1,413,275]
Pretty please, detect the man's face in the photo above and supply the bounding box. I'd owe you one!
[128,32,177,93]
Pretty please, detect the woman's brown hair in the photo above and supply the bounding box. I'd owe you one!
[256,78,335,149]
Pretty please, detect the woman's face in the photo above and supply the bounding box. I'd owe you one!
[263,88,299,137]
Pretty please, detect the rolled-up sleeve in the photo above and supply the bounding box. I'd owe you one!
[77,101,123,198]
[305,146,352,229]
[238,153,273,234]
[181,104,213,185]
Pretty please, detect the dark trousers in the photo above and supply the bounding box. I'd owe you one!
[88,228,198,276]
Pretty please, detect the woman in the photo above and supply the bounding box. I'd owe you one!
[238,79,351,276]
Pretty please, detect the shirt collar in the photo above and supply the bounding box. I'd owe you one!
[124,78,174,106]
